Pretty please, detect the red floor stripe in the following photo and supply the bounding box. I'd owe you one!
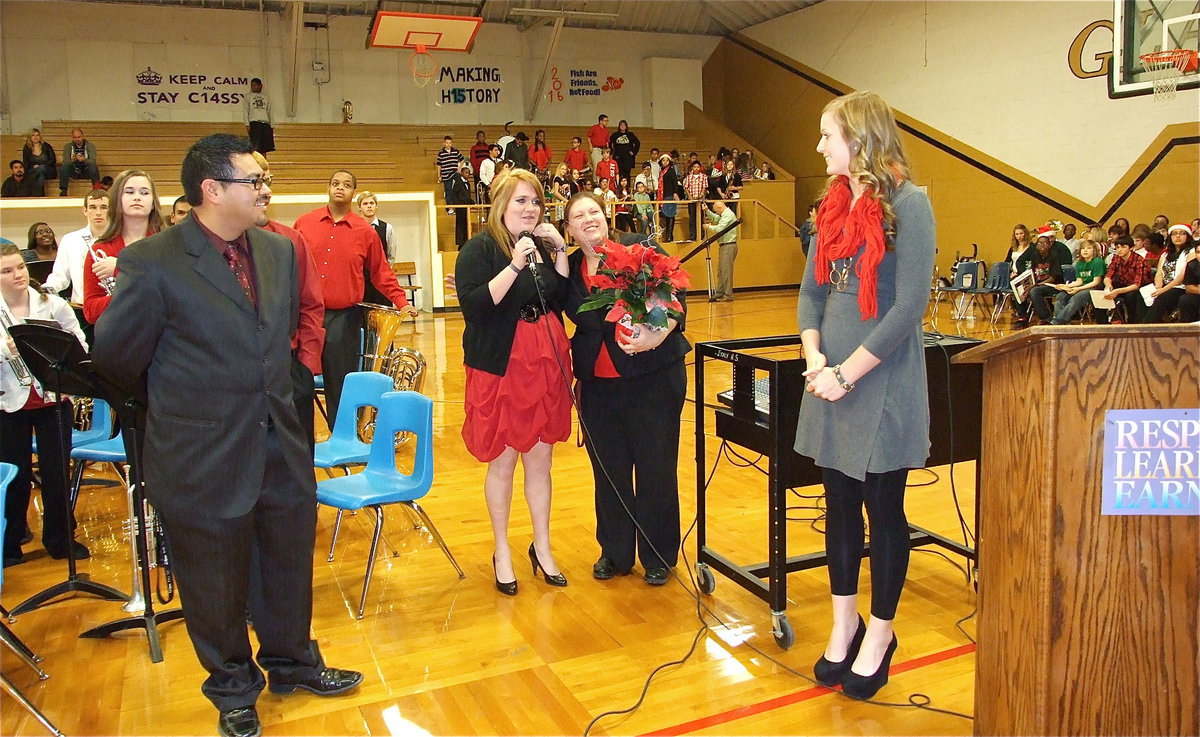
[640,642,976,736]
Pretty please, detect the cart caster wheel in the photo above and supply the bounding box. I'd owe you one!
[696,565,715,595]
[772,614,794,650]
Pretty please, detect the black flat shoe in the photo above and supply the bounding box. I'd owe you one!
[493,555,518,596]
[643,567,670,586]
[841,634,898,700]
[813,615,866,686]
[46,541,89,560]
[528,542,567,587]
[3,554,25,568]
[218,706,262,737]
[269,667,363,696]
[592,557,631,580]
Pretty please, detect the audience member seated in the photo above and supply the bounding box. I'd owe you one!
[21,128,55,196]
[1130,223,1153,258]
[58,128,100,196]
[754,161,778,180]
[1097,235,1151,324]
[2,160,38,198]
[1151,214,1169,237]
[1049,239,1106,324]
[168,195,192,225]
[1060,223,1080,258]
[1014,225,1072,326]
[1141,224,1194,323]
[22,223,57,264]
[1178,238,1200,322]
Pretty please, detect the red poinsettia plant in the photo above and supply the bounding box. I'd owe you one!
[577,241,691,329]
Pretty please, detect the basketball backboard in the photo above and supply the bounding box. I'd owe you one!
[368,12,483,51]
[1112,0,1199,97]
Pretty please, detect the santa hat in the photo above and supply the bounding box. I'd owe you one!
[1168,223,1191,235]
[1033,225,1057,241]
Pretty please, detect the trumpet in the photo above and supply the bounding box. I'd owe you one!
[88,240,117,295]
[121,474,174,612]
[1,306,34,387]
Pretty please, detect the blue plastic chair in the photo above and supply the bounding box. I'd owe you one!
[67,431,128,510]
[313,374,329,425]
[32,398,113,455]
[313,371,393,475]
[316,391,464,618]
[0,463,64,736]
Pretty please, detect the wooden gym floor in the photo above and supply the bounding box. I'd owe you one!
[1,293,1009,736]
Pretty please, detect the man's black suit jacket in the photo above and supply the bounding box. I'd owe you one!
[94,216,313,519]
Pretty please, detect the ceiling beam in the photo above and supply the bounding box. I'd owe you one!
[526,14,566,121]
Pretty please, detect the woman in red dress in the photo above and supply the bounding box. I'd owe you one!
[454,168,573,595]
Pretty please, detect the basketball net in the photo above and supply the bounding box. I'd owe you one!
[1140,49,1198,101]
[411,44,436,88]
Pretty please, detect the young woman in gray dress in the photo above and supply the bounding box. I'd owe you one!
[795,91,936,700]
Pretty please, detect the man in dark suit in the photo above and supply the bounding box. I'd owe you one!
[94,134,360,737]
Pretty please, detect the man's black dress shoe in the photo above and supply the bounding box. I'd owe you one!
[269,667,363,696]
[217,706,262,737]
[643,567,670,586]
[592,557,630,580]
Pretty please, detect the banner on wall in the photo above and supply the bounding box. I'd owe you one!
[544,66,624,105]
[134,66,249,106]
[437,65,504,105]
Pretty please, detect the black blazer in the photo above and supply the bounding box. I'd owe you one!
[94,217,312,519]
[456,229,568,376]
[564,233,691,381]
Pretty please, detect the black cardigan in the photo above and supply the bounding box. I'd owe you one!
[456,230,568,376]
[564,234,691,381]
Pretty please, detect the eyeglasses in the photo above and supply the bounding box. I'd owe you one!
[215,174,273,190]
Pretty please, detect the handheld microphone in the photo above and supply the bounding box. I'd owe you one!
[517,231,547,291]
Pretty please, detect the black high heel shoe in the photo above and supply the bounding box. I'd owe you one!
[528,542,567,587]
[813,615,866,686]
[493,555,518,596]
[841,633,898,699]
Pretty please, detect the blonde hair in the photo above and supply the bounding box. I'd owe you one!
[24,128,43,148]
[0,243,47,303]
[485,169,544,257]
[820,90,911,236]
[356,190,377,207]
[98,170,164,243]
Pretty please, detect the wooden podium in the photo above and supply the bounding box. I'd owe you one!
[954,325,1198,736]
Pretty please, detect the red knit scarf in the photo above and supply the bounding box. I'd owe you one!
[813,176,887,320]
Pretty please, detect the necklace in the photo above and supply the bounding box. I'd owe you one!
[829,256,853,292]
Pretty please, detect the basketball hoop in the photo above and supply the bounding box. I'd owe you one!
[1140,49,1198,101]
[410,44,436,88]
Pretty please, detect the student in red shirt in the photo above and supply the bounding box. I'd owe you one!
[82,169,165,324]
[293,170,417,421]
[564,136,590,180]
[586,114,610,176]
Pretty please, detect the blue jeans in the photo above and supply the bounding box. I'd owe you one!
[1051,289,1094,324]
[1028,284,1059,321]
[59,160,99,192]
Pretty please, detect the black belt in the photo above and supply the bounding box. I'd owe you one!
[519,303,547,323]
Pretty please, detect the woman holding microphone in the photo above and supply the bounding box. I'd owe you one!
[795,91,935,700]
[454,169,573,595]
[562,192,691,585]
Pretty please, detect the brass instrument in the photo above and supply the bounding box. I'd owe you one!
[88,241,117,296]
[1,305,34,387]
[356,303,425,445]
[121,472,174,612]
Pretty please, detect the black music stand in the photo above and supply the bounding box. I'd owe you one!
[676,214,741,303]
[7,323,128,614]
[9,323,183,663]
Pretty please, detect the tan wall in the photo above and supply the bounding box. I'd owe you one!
[703,36,1200,273]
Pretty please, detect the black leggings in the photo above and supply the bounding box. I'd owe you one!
[822,467,910,620]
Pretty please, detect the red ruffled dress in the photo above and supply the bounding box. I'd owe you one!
[462,314,574,463]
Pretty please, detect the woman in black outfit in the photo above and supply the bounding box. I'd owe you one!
[608,120,641,184]
[21,128,56,196]
[562,191,691,585]
[454,168,573,596]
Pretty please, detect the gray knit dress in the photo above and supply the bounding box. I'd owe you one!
[794,180,936,482]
